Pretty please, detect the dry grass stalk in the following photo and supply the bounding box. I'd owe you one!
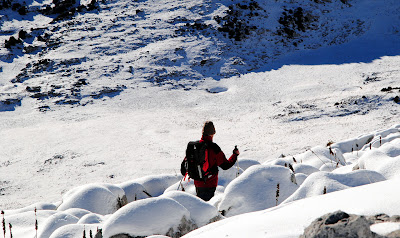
[35,207,38,238]
[276,183,280,206]
[1,211,5,238]
[288,163,295,174]
[8,224,11,238]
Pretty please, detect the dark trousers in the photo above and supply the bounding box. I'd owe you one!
[196,187,216,201]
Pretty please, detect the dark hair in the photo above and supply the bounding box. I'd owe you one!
[202,121,216,136]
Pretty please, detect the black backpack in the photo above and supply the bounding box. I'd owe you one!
[181,141,209,181]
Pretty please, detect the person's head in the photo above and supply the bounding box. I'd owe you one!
[202,121,216,137]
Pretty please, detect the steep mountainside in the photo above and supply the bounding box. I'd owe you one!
[1,0,399,111]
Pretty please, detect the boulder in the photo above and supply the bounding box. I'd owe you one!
[300,211,400,238]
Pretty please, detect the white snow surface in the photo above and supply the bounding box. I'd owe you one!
[37,212,80,238]
[161,191,220,227]
[102,197,190,238]
[218,165,299,217]
[1,0,400,237]
[183,178,400,238]
[281,170,386,204]
[49,224,99,238]
[57,183,123,215]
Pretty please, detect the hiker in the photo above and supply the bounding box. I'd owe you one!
[181,121,240,201]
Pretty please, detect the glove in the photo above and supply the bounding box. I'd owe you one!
[233,145,240,156]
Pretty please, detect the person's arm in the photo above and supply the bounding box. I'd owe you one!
[217,147,240,170]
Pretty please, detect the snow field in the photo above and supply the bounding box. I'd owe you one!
[2,124,400,237]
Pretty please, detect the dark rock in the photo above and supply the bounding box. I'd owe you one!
[5,36,22,49]
[324,211,350,224]
[301,211,383,238]
[302,211,400,238]
[0,97,22,111]
[18,30,28,40]
[26,86,41,92]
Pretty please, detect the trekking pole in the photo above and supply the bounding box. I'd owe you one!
[177,174,186,191]
[235,145,240,177]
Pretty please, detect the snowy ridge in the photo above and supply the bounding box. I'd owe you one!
[2,124,400,237]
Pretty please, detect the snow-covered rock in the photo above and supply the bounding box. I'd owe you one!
[161,191,221,227]
[332,125,400,153]
[118,181,149,203]
[236,158,260,171]
[5,202,57,215]
[132,174,181,197]
[282,170,386,204]
[62,208,92,219]
[294,173,308,186]
[217,165,243,187]
[358,138,400,179]
[3,210,57,238]
[102,197,195,238]
[78,213,105,224]
[165,177,196,196]
[38,212,79,238]
[292,163,320,175]
[218,165,298,217]
[49,224,99,238]
[295,146,346,171]
[57,184,127,215]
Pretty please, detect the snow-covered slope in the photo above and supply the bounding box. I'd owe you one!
[1,124,399,238]
[1,0,400,236]
[183,177,400,238]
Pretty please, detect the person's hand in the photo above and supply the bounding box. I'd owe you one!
[233,145,240,156]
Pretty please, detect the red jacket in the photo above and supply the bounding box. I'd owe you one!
[191,135,238,188]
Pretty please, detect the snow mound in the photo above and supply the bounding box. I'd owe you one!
[57,184,126,215]
[358,138,400,179]
[332,125,400,153]
[294,173,308,186]
[118,181,149,203]
[218,165,298,217]
[236,158,261,171]
[132,174,181,197]
[38,212,79,238]
[102,197,194,238]
[49,224,99,238]
[4,210,57,238]
[165,178,197,196]
[5,202,57,215]
[292,163,320,175]
[282,170,386,204]
[161,191,220,227]
[217,165,243,187]
[78,213,105,224]
[62,208,91,219]
[183,179,400,238]
[294,146,346,171]
[146,236,172,238]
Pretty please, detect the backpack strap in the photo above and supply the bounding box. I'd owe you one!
[203,141,221,176]
[202,147,209,173]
